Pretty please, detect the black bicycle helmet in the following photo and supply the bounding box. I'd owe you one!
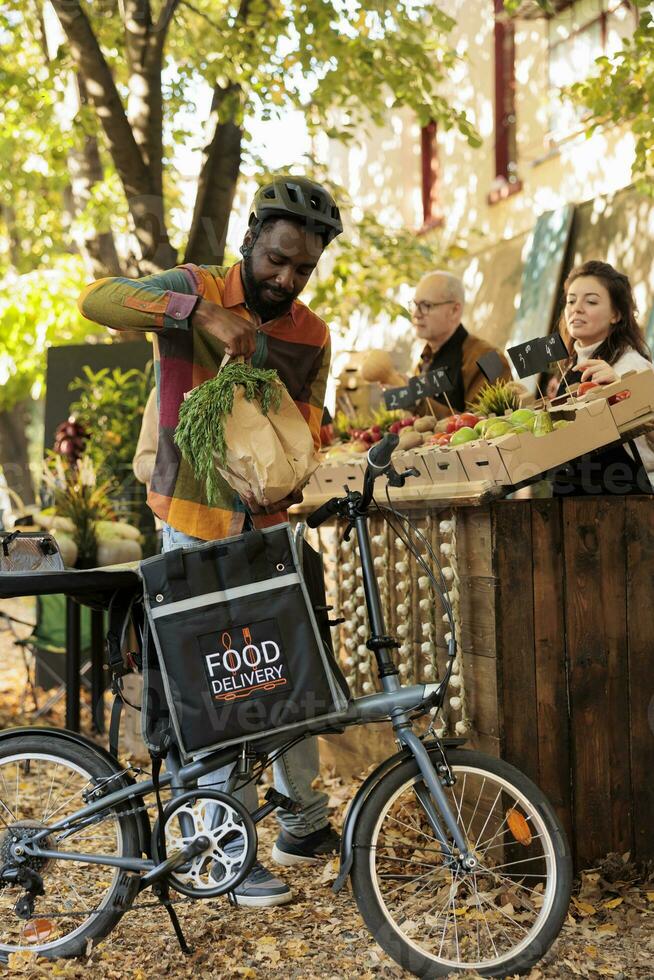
[250,176,343,245]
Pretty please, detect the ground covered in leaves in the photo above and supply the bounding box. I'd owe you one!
[1,606,653,979]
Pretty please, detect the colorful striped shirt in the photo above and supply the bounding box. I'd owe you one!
[78,262,330,540]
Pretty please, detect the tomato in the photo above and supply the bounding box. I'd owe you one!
[608,390,631,405]
[428,433,451,446]
[445,415,461,434]
[319,424,334,446]
[578,381,600,396]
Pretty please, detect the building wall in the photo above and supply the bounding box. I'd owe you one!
[322,0,653,354]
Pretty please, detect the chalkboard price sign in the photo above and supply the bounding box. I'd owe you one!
[382,385,415,410]
[383,367,453,410]
[507,333,569,379]
[476,350,507,384]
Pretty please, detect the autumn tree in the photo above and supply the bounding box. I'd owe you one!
[2,0,479,276]
[1,0,483,500]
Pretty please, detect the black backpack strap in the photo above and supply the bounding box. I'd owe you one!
[109,695,124,761]
[106,589,139,679]
[106,588,141,760]
[163,549,191,601]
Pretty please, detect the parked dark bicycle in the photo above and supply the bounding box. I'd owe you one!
[0,434,572,977]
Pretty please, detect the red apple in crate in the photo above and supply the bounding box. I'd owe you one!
[608,390,630,405]
[578,381,600,396]
[457,412,480,429]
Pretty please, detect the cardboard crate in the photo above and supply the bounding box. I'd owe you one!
[550,369,654,433]
[391,447,434,486]
[457,398,620,487]
[585,369,654,432]
[309,456,366,496]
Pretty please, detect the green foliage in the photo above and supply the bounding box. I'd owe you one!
[309,211,466,334]
[67,362,154,488]
[1,0,480,279]
[0,256,102,413]
[42,454,115,563]
[175,362,283,505]
[568,2,654,191]
[503,0,554,14]
[0,6,78,273]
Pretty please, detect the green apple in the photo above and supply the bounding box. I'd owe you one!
[450,426,477,446]
[485,421,512,439]
[509,408,535,426]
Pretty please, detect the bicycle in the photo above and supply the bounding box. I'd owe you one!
[0,433,572,977]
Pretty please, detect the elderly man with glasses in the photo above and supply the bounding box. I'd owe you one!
[410,270,511,418]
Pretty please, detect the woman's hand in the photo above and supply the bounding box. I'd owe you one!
[545,376,560,399]
[241,488,304,515]
[577,358,618,385]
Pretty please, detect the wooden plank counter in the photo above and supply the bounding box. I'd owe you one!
[295,496,654,870]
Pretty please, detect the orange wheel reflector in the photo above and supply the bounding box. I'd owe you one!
[506,808,533,846]
[23,918,54,943]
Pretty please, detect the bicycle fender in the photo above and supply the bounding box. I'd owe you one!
[332,737,466,893]
[0,726,152,856]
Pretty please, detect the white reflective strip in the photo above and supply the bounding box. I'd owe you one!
[149,572,301,619]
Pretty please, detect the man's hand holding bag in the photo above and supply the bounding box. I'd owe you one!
[175,356,319,509]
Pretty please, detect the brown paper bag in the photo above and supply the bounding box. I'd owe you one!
[216,384,318,506]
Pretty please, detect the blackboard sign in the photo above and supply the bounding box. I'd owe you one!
[507,333,568,379]
[382,384,414,411]
[383,367,453,410]
[45,341,153,450]
[477,350,507,384]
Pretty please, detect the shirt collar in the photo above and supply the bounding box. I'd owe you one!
[420,323,467,365]
[224,261,299,326]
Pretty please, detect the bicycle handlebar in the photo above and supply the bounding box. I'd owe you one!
[306,496,342,529]
[367,432,399,472]
[307,433,400,528]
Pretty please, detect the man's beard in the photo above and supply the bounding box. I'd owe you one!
[241,251,296,322]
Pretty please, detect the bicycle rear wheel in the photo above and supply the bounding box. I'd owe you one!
[351,747,572,978]
[0,733,141,960]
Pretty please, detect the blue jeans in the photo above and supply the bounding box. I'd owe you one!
[161,522,328,835]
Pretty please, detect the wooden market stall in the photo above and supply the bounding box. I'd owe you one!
[296,372,654,872]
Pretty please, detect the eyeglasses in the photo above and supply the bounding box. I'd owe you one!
[409,299,455,316]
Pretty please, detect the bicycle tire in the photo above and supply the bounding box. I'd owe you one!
[0,733,141,960]
[351,747,572,978]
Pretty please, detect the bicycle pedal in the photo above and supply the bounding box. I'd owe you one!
[264,788,302,814]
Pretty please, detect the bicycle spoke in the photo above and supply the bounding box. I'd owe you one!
[359,755,565,974]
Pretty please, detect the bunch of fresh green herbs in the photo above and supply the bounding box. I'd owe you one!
[174,361,283,505]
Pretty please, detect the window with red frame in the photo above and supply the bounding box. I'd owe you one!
[491,0,520,203]
[420,121,442,228]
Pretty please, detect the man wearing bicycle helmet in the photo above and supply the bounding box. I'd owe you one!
[79,175,343,908]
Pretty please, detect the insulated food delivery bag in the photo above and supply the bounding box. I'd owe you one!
[139,524,349,759]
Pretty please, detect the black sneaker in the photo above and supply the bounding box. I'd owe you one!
[271,824,340,867]
[211,858,293,907]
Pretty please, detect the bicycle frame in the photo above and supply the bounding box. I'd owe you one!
[7,455,478,883]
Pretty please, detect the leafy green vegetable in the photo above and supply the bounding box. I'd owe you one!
[174,361,283,506]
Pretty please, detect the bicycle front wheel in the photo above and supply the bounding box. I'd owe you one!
[0,733,141,960]
[351,747,572,978]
